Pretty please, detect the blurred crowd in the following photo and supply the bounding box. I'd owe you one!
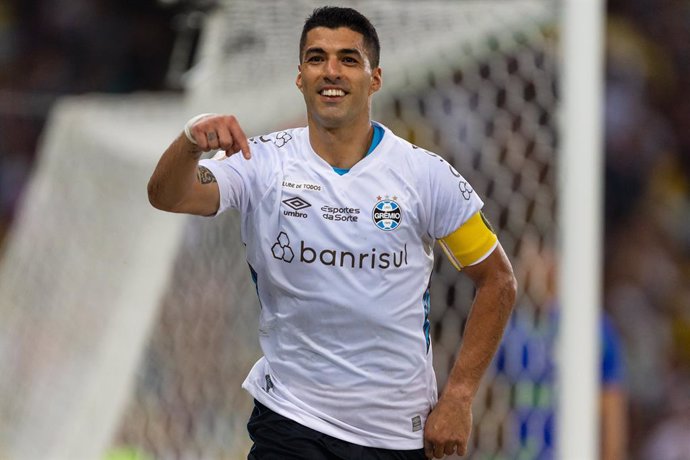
[0,0,177,245]
[605,0,690,457]
[0,0,688,458]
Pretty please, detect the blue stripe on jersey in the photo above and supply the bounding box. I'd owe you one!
[331,123,385,176]
[247,262,262,309]
[423,285,431,353]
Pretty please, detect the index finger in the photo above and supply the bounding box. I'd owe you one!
[424,440,433,459]
[227,118,251,159]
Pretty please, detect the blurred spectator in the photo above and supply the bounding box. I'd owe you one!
[0,0,177,247]
[495,238,628,460]
[641,403,690,460]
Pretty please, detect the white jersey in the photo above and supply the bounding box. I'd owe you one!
[199,123,483,449]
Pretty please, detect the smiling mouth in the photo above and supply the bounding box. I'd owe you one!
[319,88,346,97]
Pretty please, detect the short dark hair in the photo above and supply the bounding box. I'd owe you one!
[299,6,381,68]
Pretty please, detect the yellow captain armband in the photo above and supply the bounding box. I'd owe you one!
[439,211,498,271]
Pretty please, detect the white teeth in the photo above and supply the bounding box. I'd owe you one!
[321,89,345,97]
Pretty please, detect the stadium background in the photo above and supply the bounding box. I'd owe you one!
[0,0,689,458]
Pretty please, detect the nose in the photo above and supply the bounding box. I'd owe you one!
[324,56,341,80]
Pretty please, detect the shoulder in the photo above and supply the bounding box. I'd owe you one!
[377,123,456,173]
[375,125,475,199]
[208,127,305,179]
[386,134,470,198]
[215,127,305,172]
[377,123,427,159]
[247,127,305,154]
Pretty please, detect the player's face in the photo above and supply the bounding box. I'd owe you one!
[296,27,382,129]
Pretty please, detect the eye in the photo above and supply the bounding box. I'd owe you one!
[343,57,358,64]
[306,55,323,63]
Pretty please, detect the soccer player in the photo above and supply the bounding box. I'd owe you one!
[148,6,516,459]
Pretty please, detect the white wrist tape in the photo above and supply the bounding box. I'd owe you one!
[183,113,217,145]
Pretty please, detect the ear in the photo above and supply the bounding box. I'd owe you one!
[369,67,382,95]
[296,65,303,92]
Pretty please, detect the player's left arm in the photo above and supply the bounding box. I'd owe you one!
[424,214,517,459]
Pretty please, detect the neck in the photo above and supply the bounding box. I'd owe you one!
[307,117,374,169]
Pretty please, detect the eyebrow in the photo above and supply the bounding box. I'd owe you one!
[304,47,364,59]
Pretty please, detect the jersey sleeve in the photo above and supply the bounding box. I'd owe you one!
[198,146,276,216]
[423,151,484,239]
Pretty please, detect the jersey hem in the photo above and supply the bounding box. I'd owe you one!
[244,386,425,451]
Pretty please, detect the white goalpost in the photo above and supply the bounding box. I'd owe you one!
[0,1,603,459]
[557,0,605,459]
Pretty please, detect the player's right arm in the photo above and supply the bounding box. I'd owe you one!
[147,115,251,216]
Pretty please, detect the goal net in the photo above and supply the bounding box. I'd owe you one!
[0,1,558,459]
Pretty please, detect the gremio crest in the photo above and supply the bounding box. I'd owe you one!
[372,198,402,231]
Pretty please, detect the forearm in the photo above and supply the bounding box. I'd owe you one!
[148,132,203,210]
[423,250,515,459]
[601,387,628,460]
[443,263,516,401]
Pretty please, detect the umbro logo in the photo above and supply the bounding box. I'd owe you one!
[282,196,310,218]
[282,196,311,210]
